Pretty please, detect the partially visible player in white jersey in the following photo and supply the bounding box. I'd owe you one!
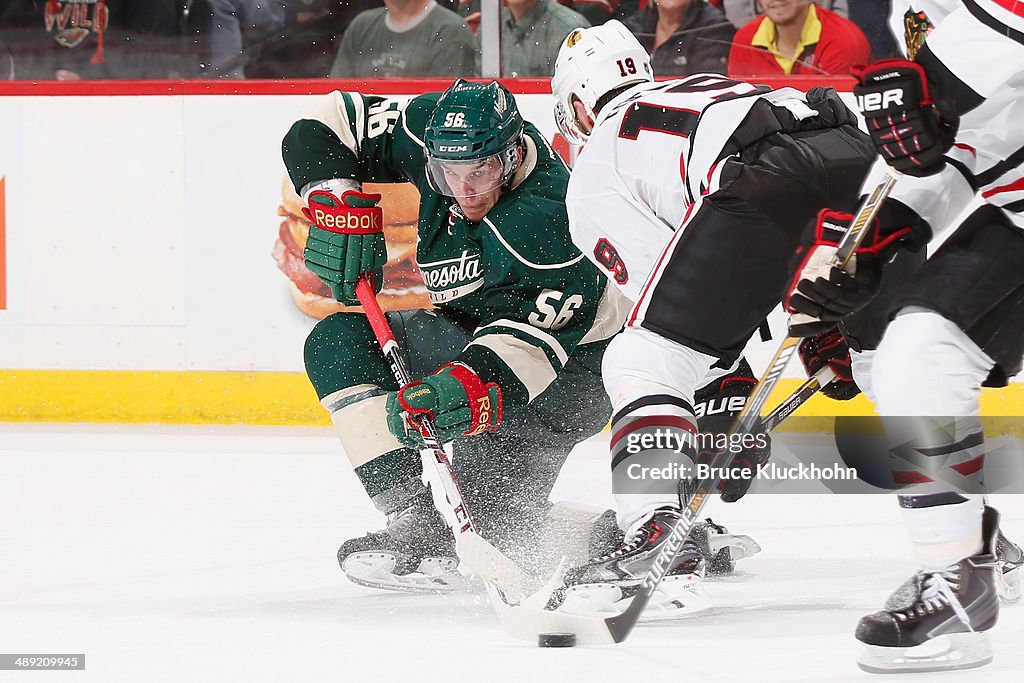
[546,21,885,614]
[784,0,1024,673]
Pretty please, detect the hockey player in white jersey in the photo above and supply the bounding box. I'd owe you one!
[785,0,1024,673]
[547,21,883,612]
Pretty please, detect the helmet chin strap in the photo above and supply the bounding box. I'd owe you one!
[577,99,597,137]
[500,137,527,193]
[567,96,597,143]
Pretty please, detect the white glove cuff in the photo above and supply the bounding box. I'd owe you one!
[300,178,361,205]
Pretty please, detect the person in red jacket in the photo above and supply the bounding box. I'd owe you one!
[727,0,869,77]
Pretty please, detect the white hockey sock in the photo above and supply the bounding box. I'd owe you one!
[900,494,984,571]
[602,328,715,536]
[323,384,406,469]
[322,384,425,513]
[872,308,993,416]
[609,394,698,537]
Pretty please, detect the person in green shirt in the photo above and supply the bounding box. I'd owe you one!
[330,0,478,78]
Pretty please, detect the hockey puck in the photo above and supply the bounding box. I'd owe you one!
[537,632,576,648]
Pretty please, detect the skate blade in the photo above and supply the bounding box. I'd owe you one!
[342,552,469,594]
[708,533,762,563]
[857,632,993,674]
[997,565,1021,604]
[556,573,710,620]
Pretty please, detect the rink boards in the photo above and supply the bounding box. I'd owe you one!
[0,78,1021,426]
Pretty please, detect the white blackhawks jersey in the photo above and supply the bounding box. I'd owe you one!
[866,0,1024,240]
[566,76,817,302]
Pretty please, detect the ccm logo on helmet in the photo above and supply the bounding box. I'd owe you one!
[437,144,469,153]
[856,89,904,112]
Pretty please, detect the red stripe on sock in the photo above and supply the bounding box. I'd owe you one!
[610,415,697,451]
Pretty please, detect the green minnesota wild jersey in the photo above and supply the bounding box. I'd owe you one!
[282,90,628,407]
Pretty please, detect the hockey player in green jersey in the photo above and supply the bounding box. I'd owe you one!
[282,79,758,597]
[283,79,627,592]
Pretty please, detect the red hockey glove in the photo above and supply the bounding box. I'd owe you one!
[853,59,955,177]
[797,327,861,401]
[693,359,771,503]
[302,189,385,306]
[785,209,911,337]
[385,363,503,449]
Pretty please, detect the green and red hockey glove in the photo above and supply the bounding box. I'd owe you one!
[302,188,385,306]
[386,363,503,449]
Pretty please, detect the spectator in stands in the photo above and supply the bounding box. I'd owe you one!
[622,0,735,76]
[711,0,846,29]
[208,0,286,78]
[501,0,590,77]
[727,0,870,77]
[330,0,477,77]
[0,0,196,80]
[562,1,619,25]
[238,1,383,79]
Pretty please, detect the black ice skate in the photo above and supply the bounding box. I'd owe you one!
[855,506,1001,674]
[337,491,467,593]
[995,527,1022,604]
[550,507,711,619]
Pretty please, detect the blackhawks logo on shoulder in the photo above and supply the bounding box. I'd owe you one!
[903,7,934,60]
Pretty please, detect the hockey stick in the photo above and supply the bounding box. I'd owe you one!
[352,277,528,604]
[501,168,902,645]
[499,364,841,644]
[354,277,474,534]
[760,366,836,432]
[498,372,837,644]
[740,166,901,436]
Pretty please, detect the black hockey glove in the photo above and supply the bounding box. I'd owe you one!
[693,359,770,503]
[853,59,955,177]
[785,209,911,337]
[797,327,861,401]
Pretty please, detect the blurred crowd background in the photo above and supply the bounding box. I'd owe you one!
[0,1,899,81]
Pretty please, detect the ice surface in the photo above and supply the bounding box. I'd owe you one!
[1,424,1021,682]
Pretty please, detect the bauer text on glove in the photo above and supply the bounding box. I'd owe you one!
[854,59,955,178]
[693,359,770,503]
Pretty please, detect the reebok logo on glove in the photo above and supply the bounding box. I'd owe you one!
[405,387,433,400]
[466,395,496,436]
[309,207,382,233]
[856,89,904,112]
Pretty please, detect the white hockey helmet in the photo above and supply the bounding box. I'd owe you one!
[551,20,653,145]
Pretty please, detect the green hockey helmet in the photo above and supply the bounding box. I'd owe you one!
[424,79,525,198]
